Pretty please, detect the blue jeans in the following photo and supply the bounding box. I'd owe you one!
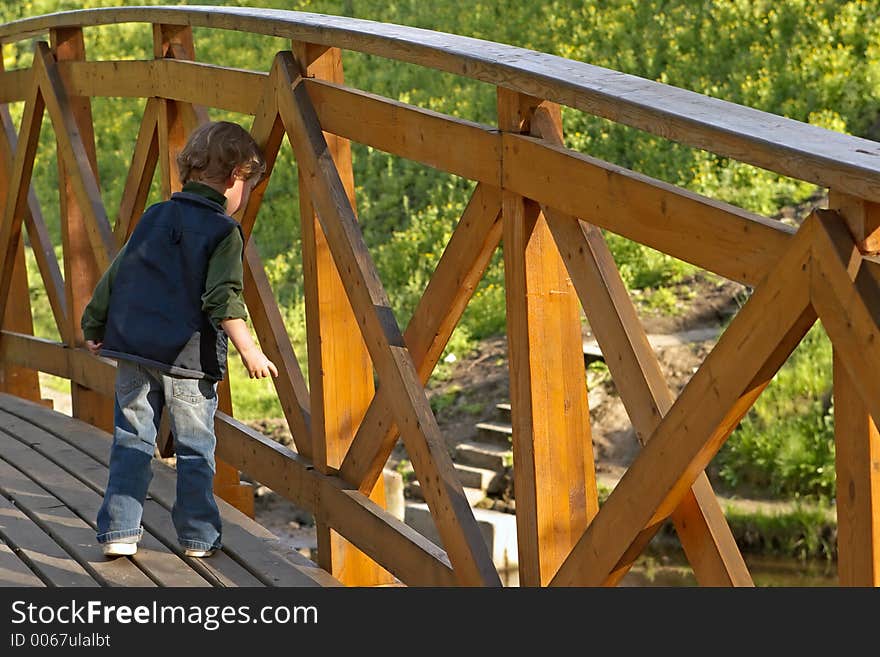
[96,360,222,551]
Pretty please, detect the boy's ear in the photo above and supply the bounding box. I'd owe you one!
[223,173,237,190]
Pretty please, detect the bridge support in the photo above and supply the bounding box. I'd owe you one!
[296,44,394,586]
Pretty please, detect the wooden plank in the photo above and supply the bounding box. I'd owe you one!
[305,78,501,185]
[4,8,876,199]
[277,52,499,585]
[833,352,880,586]
[0,238,41,402]
[215,412,455,586]
[0,541,44,587]
[829,191,880,255]
[0,456,155,587]
[0,75,44,326]
[46,31,114,434]
[810,210,880,424]
[0,533,45,587]
[114,97,159,243]
[0,394,337,587]
[0,492,98,586]
[548,216,751,586]
[58,59,264,115]
[0,104,69,341]
[293,43,391,586]
[0,68,29,103]
[0,424,207,587]
[0,332,70,380]
[551,218,817,585]
[339,183,502,492]
[239,66,285,241]
[503,132,794,286]
[0,407,258,588]
[498,91,596,586]
[533,104,750,586]
[37,39,115,272]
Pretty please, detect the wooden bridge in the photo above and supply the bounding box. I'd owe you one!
[0,6,879,587]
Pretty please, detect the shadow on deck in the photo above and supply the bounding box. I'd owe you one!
[0,393,341,588]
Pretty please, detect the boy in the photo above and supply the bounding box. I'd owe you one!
[82,121,278,559]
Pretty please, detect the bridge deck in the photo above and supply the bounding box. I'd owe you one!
[0,393,341,588]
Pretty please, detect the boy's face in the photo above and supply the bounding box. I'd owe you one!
[224,175,258,215]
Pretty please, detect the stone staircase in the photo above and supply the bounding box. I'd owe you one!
[403,400,518,578]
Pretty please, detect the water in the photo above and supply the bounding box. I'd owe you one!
[497,554,838,587]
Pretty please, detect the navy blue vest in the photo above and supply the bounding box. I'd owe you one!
[101,192,241,381]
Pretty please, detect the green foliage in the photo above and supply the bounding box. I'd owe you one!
[714,325,836,501]
[724,503,837,561]
[6,1,871,503]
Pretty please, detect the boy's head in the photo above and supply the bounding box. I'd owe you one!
[177,121,266,188]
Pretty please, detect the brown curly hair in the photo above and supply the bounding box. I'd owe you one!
[176,121,266,186]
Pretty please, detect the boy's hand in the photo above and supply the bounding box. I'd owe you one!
[85,340,103,356]
[240,346,278,379]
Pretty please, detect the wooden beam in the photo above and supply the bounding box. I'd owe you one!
[551,218,817,585]
[2,8,878,203]
[0,55,42,404]
[214,412,457,586]
[0,104,68,341]
[37,39,115,271]
[277,52,499,585]
[114,96,159,243]
[833,351,880,586]
[47,30,113,434]
[497,90,597,586]
[305,78,501,185]
[58,59,264,115]
[532,106,751,586]
[503,132,794,286]
[339,183,502,493]
[0,74,44,326]
[811,210,880,424]
[829,191,880,256]
[0,68,29,103]
[293,43,392,586]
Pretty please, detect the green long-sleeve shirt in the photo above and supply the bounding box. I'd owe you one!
[81,182,248,342]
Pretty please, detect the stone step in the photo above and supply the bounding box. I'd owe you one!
[475,420,513,446]
[404,501,518,580]
[454,440,512,472]
[496,402,511,421]
[406,481,486,506]
[453,463,500,490]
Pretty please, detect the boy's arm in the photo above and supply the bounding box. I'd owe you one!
[204,227,277,379]
[81,243,126,355]
[220,317,278,379]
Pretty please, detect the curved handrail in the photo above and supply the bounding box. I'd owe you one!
[1,5,879,202]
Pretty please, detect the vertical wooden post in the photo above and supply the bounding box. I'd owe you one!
[833,352,880,585]
[295,43,393,585]
[830,192,880,255]
[0,55,42,403]
[498,89,598,586]
[152,24,252,517]
[829,190,880,585]
[50,28,113,431]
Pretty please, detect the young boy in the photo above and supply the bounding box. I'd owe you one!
[82,121,278,559]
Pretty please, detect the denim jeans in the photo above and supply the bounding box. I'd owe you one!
[96,360,222,551]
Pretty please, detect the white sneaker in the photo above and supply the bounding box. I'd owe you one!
[184,548,215,558]
[102,542,138,557]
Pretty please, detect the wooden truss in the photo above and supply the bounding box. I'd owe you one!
[1,11,878,587]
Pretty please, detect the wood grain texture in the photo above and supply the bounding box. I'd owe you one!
[278,53,499,585]
[0,103,68,340]
[339,183,502,493]
[1,7,878,202]
[499,91,596,586]
[46,31,113,433]
[551,218,817,586]
[833,352,880,586]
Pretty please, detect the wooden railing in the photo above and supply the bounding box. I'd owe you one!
[1,6,879,587]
